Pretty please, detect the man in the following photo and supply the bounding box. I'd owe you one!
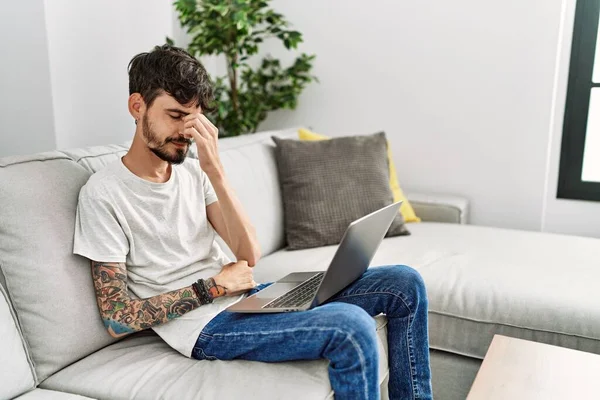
[73,44,432,399]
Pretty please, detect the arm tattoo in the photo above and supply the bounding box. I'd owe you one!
[204,277,227,299]
[91,261,208,337]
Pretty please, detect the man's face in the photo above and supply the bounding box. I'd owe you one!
[140,94,200,165]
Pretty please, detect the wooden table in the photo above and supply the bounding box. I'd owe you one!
[467,335,600,399]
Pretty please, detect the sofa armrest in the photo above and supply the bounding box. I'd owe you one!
[407,192,469,224]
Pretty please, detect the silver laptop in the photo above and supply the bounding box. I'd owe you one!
[226,201,402,313]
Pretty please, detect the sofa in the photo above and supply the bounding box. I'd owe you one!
[1,127,599,400]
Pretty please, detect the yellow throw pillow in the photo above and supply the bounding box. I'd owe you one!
[298,128,421,223]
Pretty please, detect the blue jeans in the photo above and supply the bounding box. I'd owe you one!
[192,265,432,399]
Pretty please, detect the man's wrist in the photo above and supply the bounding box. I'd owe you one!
[191,279,213,304]
[205,277,227,298]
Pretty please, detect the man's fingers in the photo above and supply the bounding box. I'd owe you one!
[241,281,256,291]
[182,113,218,142]
[183,121,206,139]
[199,114,217,129]
[182,124,200,138]
[185,117,213,141]
[184,112,216,132]
[183,127,204,144]
[198,114,218,139]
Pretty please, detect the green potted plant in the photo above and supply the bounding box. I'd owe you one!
[168,0,317,137]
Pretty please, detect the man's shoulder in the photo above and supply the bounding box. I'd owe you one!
[79,161,123,200]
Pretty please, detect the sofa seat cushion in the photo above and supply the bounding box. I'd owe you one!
[15,389,95,399]
[41,318,388,400]
[254,222,600,359]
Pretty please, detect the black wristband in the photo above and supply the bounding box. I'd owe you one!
[191,282,203,303]
[193,279,213,304]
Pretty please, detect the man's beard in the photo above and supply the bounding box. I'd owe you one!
[142,115,190,165]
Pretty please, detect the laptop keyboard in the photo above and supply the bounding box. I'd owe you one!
[263,272,325,309]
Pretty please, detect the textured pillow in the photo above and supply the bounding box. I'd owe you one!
[298,128,421,223]
[272,132,410,250]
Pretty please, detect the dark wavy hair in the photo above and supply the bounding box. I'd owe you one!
[128,44,214,112]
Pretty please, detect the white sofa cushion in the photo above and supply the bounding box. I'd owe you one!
[0,153,118,381]
[60,144,128,174]
[0,284,35,399]
[409,223,600,359]
[41,317,388,400]
[253,222,600,359]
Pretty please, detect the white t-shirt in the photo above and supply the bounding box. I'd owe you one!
[73,157,245,357]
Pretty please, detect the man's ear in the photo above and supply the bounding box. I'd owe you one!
[128,93,145,123]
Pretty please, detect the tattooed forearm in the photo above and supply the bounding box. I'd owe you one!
[91,261,205,338]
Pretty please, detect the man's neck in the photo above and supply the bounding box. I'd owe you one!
[122,132,172,183]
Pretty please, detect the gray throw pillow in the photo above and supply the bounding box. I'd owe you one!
[272,132,409,250]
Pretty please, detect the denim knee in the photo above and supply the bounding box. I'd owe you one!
[383,265,429,313]
[325,303,379,349]
[404,265,427,298]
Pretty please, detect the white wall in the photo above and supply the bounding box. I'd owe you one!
[0,1,222,155]
[542,0,600,238]
[43,0,173,149]
[258,0,567,232]
[0,0,56,157]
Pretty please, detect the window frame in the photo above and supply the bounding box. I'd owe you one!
[557,0,600,201]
